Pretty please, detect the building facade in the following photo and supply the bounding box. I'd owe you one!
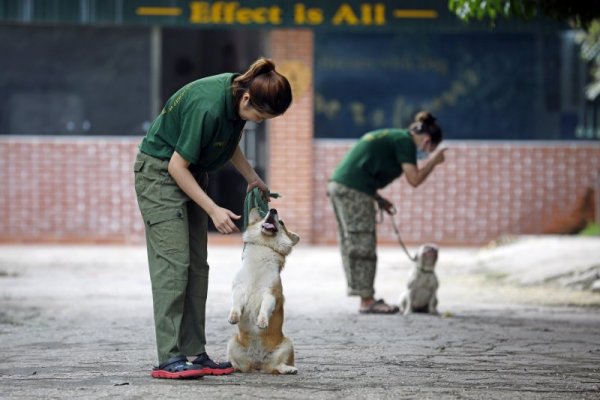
[1,1,599,245]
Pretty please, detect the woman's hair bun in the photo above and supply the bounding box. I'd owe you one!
[409,110,443,146]
[250,57,276,75]
[414,111,436,126]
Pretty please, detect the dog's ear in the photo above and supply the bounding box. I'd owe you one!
[287,230,300,246]
[248,208,262,224]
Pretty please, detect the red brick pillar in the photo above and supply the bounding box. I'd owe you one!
[269,29,315,243]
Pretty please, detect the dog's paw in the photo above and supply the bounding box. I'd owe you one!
[256,315,269,329]
[228,310,240,325]
[275,365,298,375]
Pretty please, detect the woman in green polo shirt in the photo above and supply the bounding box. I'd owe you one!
[327,111,446,314]
[134,58,292,379]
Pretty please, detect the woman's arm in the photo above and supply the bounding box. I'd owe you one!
[168,151,240,234]
[230,144,269,194]
[402,148,447,188]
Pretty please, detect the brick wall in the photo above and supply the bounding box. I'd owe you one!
[2,137,598,245]
[269,29,315,243]
[0,137,144,243]
[315,140,600,246]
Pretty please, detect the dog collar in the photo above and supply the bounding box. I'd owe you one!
[243,242,288,260]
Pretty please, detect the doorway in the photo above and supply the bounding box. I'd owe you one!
[160,28,269,231]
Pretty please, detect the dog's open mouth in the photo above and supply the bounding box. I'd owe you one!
[261,209,279,234]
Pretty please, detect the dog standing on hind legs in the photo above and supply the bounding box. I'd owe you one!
[399,244,440,315]
[227,208,300,374]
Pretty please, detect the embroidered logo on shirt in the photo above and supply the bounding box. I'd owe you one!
[160,86,189,115]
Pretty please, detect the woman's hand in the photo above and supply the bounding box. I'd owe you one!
[247,178,270,202]
[208,206,241,234]
[375,194,396,215]
[402,148,447,188]
[430,147,447,165]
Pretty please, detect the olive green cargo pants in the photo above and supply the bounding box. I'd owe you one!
[327,181,377,298]
[134,151,209,364]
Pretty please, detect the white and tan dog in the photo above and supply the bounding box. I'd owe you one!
[227,207,300,374]
[399,244,439,315]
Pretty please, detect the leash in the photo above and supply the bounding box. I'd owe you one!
[242,187,280,231]
[377,201,417,262]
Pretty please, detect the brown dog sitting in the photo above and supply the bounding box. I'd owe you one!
[227,208,300,374]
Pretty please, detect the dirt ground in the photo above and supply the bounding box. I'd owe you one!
[0,240,599,399]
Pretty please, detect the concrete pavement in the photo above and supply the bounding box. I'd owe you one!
[0,240,599,399]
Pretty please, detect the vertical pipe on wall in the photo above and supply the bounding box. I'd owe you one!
[150,26,162,120]
[79,0,90,23]
[21,0,33,22]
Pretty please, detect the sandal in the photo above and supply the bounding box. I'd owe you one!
[192,353,234,375]
[359,299,400,315]
[151,355,207,379]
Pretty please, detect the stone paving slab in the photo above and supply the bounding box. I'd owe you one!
[0,243,599,399]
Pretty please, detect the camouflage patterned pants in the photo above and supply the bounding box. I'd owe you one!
[327,181,377,298]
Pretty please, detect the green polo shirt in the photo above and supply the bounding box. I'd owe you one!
[331,129,417,196]
[139,73,246,172]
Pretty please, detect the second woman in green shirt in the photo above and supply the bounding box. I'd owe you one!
[328,111,446,315]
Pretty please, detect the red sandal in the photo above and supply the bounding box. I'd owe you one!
[191,353,234,375]
[151,355,207,379]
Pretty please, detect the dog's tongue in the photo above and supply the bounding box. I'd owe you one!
[262,222,277,232]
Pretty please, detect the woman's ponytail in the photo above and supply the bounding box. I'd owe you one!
[232,57,292,116]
